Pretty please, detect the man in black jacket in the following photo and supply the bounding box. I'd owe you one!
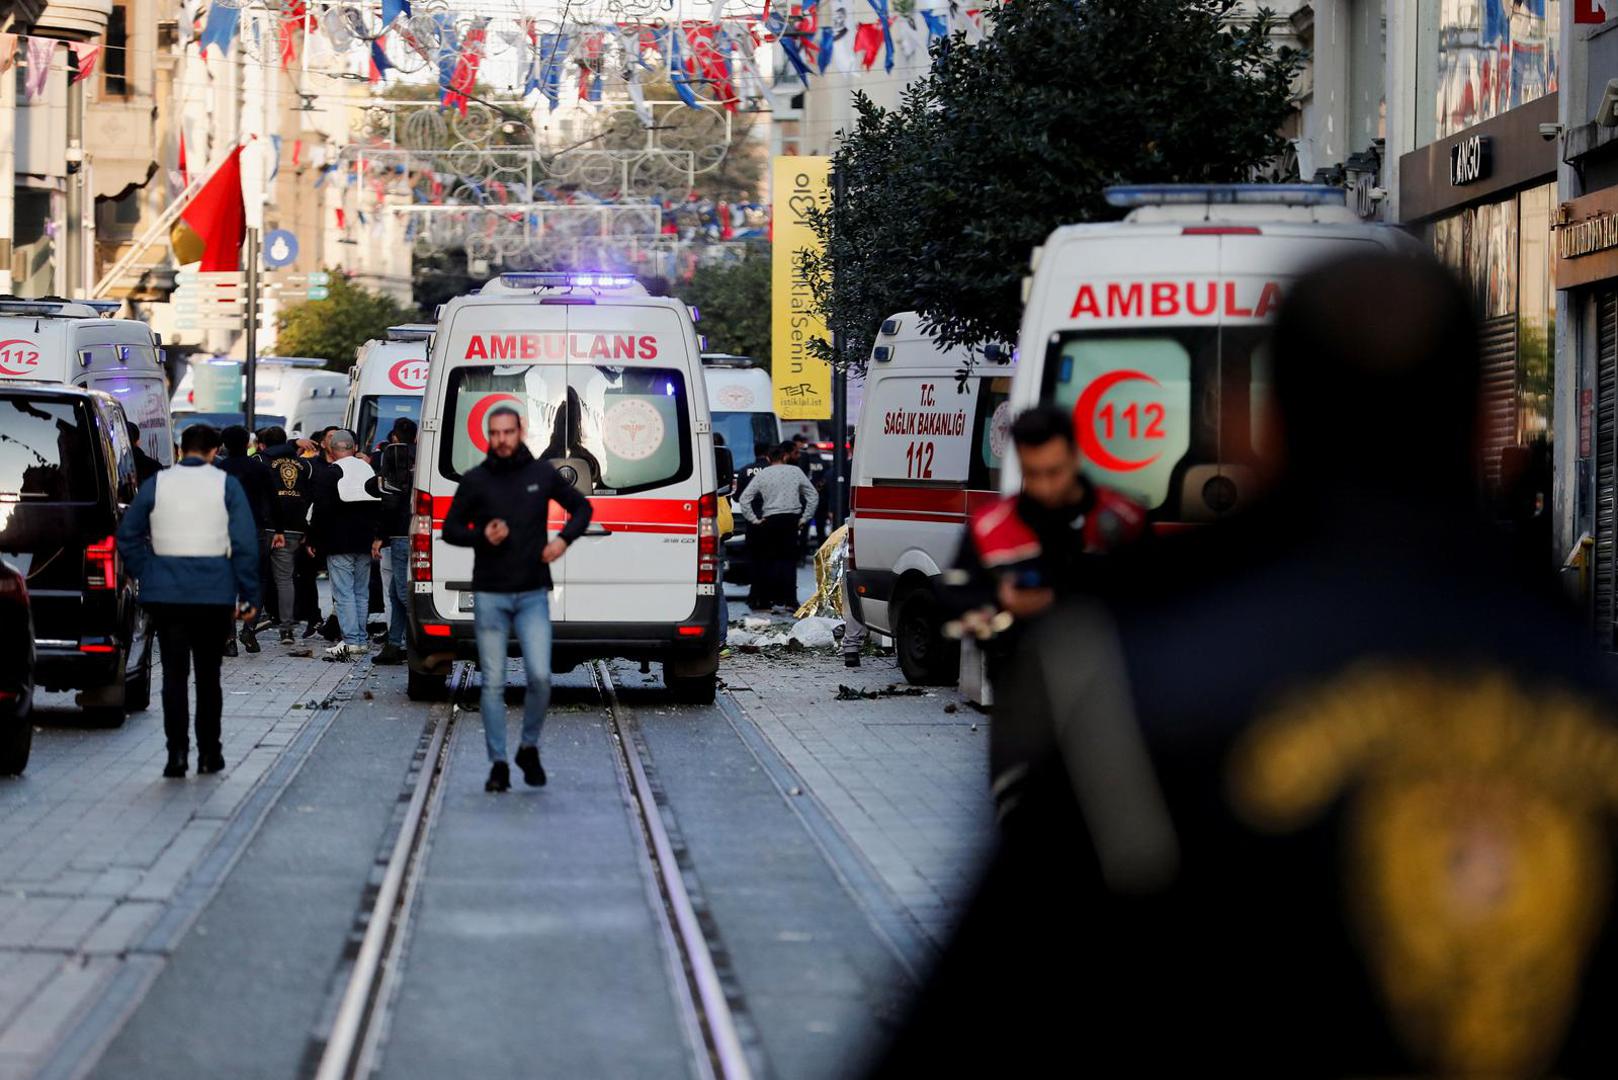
[257,425,314,643]
[442,406,592,793]
[217,425,274,654]
[307,430,380,661]
[367,417,416,666]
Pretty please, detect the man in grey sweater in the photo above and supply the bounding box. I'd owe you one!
[735,442,819,612]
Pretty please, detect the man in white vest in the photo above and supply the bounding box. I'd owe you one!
[117,423,261,779]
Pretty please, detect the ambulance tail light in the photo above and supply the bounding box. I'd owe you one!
[1182,226,1262,236]
[411,490,434,582]
[697,493,718,585]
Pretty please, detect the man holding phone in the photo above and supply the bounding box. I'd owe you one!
[943,405,1146,821]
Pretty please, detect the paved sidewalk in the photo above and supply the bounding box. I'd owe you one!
[721,639,994,951]
[0,642,357,1080]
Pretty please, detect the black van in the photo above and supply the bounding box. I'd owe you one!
[0,384,152,723]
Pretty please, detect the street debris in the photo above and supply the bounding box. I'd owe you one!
[836,684,927,701]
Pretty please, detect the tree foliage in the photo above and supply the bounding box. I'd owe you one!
[673,255,772,364]
[275,272,423,372]
[800,0,1302,367]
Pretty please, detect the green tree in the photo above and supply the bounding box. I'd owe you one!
[673,255,772,364]
[275,272,422,372]
[801,0,1302,367]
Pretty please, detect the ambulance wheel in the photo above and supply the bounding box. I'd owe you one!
[407,662,447,702]
[666,671,717,705]
[896,592,959,687]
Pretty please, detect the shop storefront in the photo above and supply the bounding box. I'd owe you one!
[1400,96,1560,501]
[1556,187,1618,645]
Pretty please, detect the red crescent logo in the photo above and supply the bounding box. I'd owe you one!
[388,358,428,390]
[467,393,522,454]
[1073,369,1163,473]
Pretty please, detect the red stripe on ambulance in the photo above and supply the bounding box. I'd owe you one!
[430,495,695,534]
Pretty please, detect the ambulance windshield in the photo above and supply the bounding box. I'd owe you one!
[440,365,693,495]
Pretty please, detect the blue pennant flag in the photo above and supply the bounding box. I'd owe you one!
[817,23,834,73]
[664,28,699,107]
[198,1,242,56]
[527,33,570,111]
[268,135,282,181]
[868,0,895,71]
[432,12,459,89]
[370,39,393,77]
[381,0,411,28]
[921,9,949,39]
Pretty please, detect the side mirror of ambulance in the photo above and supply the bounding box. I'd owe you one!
[714,446,735,493]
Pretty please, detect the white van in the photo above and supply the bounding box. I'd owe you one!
[845,312,1015,685]
[0,297,173,464]
[172,356,349,437]
[345,324,434,451]
[1009,184,1425,519]
[408,271,725,702]
[701,354,781,457]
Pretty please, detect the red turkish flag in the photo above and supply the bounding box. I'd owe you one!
[1574,0,1609,24]
[170,145,245,271]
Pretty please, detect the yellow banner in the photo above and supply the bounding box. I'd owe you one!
[771,156,833,420]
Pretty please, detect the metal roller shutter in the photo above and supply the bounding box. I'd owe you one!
[1478,314,1518,495]
[1596,291,1618,649]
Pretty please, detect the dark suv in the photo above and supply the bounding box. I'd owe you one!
[0,385,152,723]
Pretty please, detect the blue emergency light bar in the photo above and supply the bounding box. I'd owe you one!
[1104,184,1347,208]
[82,299,123,316]
[386,323,435,341]
[498,272,640,290]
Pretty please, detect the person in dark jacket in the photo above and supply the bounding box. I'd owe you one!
[874,253,1618,1078]
[442,406,592,793]
[257,425,315,643]
[217,425,274,654]
[367,417,416,665]
[116,423,259,779]
[127,420,161,485]
[307,430,380,661]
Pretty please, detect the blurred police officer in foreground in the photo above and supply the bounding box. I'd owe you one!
[873,254,1618,1077]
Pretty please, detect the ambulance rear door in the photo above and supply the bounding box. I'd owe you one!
[557,301,704,626]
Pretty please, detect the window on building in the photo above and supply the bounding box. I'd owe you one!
[103,2,128,97]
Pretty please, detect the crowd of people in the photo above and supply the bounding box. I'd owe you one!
[115,417,420,779]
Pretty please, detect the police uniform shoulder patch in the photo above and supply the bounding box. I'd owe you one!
[1227,664,1617,1076]
[275,458,303,490]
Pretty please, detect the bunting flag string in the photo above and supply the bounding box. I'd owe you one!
[197,0,241,58]
[24,37,54,99]
[69,41,99,84]
[0,33,16,75]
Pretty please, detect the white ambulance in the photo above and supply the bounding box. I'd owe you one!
[844,312,1015,685]
[0,297,173,464]
[700,354,781,457]
[407,272,727,703]
[345,323,434,451]
[171,356,348,438]
[1009,185,1426,519]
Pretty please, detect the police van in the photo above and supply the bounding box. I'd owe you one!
[1008,185,1425,519]
[172,356,348,437]
[408,272,729,703]
[345,323,434,451]
[0,297,173,465]
[845,313,1014,685]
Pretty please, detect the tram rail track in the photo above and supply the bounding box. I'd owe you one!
[311,662,755,1080]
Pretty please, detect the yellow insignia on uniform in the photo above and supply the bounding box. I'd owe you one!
[1228,665,1618,1077]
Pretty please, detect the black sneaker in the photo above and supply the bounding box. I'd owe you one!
[485,761,511,793]
[321,615,342,643]
[514,745,547,787]
[844,654,861,668]
[163,751,187,779]
[373,643,405,666]
[223,638,238,658]
[279,626,295,644]
[241,628,260,654]
[302,620,321,640]
[198,750,226,775]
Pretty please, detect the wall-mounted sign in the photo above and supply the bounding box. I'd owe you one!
[1450,136,1492,186]
[1555,187,1618,290]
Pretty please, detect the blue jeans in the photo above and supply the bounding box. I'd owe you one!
[473,589,553,763]
[327,554,371,647]
[387,537,410,648]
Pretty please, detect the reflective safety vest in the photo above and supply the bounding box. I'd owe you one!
[151,464,230,557]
